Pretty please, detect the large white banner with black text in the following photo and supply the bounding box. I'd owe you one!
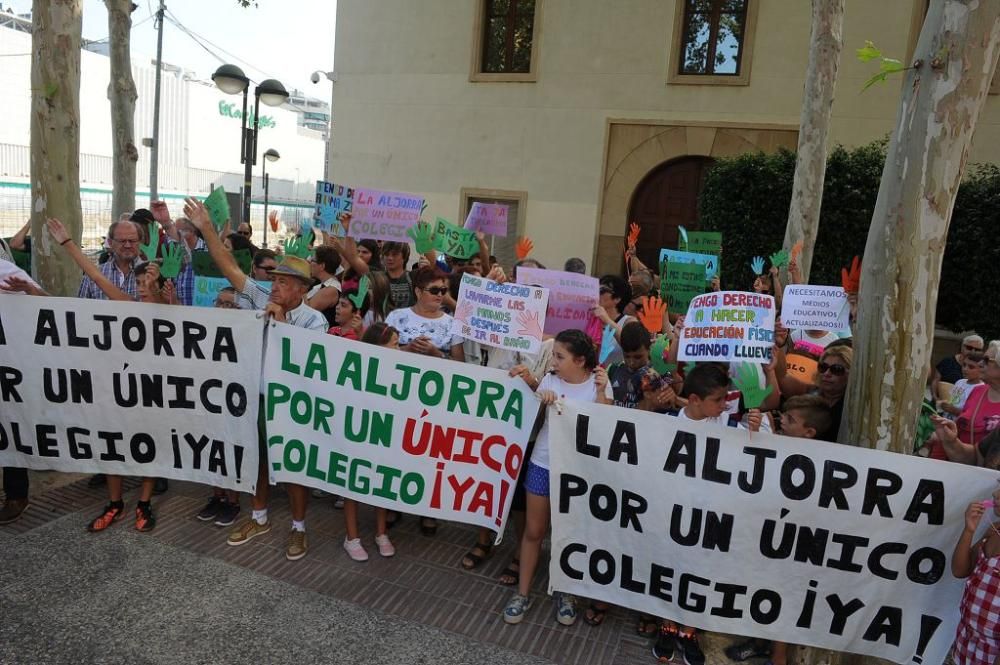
[0,296,264,493]
[548,400,995,664]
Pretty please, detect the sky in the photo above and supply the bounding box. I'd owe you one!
[6,0,337,97]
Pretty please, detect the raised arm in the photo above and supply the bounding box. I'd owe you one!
[953,502,986,578]
[9,219,30,250]
[182,198,247,292]
[46,218,133,302]
[151,201,180,243]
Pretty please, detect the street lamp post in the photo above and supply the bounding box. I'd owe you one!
[261,148,280,247]
[211,64,289,228]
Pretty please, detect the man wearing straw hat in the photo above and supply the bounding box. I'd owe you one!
[183,198,326,562]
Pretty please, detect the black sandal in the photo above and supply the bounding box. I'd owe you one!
[498,557,520,585]
[461,541,493,570]
[584,602,609,626]
[420,517,438,536]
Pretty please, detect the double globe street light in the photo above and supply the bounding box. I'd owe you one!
[211,64,289,228]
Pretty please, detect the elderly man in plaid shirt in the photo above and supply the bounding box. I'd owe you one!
[77,219,142,300]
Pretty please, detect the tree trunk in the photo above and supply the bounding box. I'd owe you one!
[30,0,84,296]
[106,0,138,220]
[842,0,1000,455]
[782,0,844,282]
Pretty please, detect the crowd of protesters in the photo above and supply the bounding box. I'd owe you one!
[1,202,998,665]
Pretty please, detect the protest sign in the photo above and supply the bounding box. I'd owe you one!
[433,217,480,259]
[452,273,548,355]
[516,267,599,335]
[349,188,425,242]
[262,324,535,535]
[0,297,263,492]
[659,248,718,281]
[660,260,706,316]
[464,202,508,236]
[786,352,819,384]
[314,180,353,236]
[782,285,852,334]
[203,187,231,232]
[678,291,775,363]
[681,231,722,258]
[191,249,252,277]
[548,401,989,665]
[193,275,270,308]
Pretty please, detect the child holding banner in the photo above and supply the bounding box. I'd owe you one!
[503,330,612,627]
[648,364,763,665]
[950,454,1000,665]
[724,394,833,665]
[339,325,399,561]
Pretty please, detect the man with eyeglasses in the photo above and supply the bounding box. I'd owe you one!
[77,220,142,300]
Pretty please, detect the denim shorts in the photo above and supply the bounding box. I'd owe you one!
[524,461,550,497]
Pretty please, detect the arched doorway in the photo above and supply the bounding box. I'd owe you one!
[627,156,715,271]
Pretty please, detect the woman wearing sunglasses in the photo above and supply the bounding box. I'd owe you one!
[385,265,465,363]
[809,344,852,441]
[384,266,465,536]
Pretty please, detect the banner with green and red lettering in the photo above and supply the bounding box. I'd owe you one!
[262,323,535,536]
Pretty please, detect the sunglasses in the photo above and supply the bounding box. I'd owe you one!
[423,287,448,296]
[964,344,983,352]
[817,362,847,377]
[238,231,252,237]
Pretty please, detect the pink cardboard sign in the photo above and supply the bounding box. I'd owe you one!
[349,188,425,241]
[516,267,599,335]
[464,202,509,236]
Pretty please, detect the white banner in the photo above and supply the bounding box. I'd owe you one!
[452,273,548,355]
[0,297,264,493]
[782,285,851,333]
[262,323,536,535]
[679,291,776,364]
[548,400,994,664]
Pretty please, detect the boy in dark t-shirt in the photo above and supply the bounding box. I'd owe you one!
[609,321,665,409]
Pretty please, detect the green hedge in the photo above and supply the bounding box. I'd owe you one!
[699,140,999,339]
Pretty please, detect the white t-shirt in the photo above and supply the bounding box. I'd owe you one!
[307,276,341,300]
[948,379,982,417]
[530,372,614,470]
[385,307,462,353]
[676,404,772,433]
[789,329,843,354]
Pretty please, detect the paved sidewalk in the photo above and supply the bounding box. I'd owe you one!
[1,476,735,664]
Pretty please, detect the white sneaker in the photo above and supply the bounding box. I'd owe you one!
[375,533,395,558]
[343,536,369,562]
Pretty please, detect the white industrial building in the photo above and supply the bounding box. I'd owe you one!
[0,9,328,244]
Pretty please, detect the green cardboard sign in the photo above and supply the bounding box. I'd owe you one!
[685,231,722,258]
[661,260,706,315]
[191,248,252,277]
[203,187,231,232]
[432,217,479,259]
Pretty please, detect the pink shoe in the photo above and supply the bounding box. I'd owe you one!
[343,536,369,562]
[375,533,395,558]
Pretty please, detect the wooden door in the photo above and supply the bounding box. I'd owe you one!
[627,157,714,270]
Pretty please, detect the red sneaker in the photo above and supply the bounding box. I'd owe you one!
[87,503,125,532]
